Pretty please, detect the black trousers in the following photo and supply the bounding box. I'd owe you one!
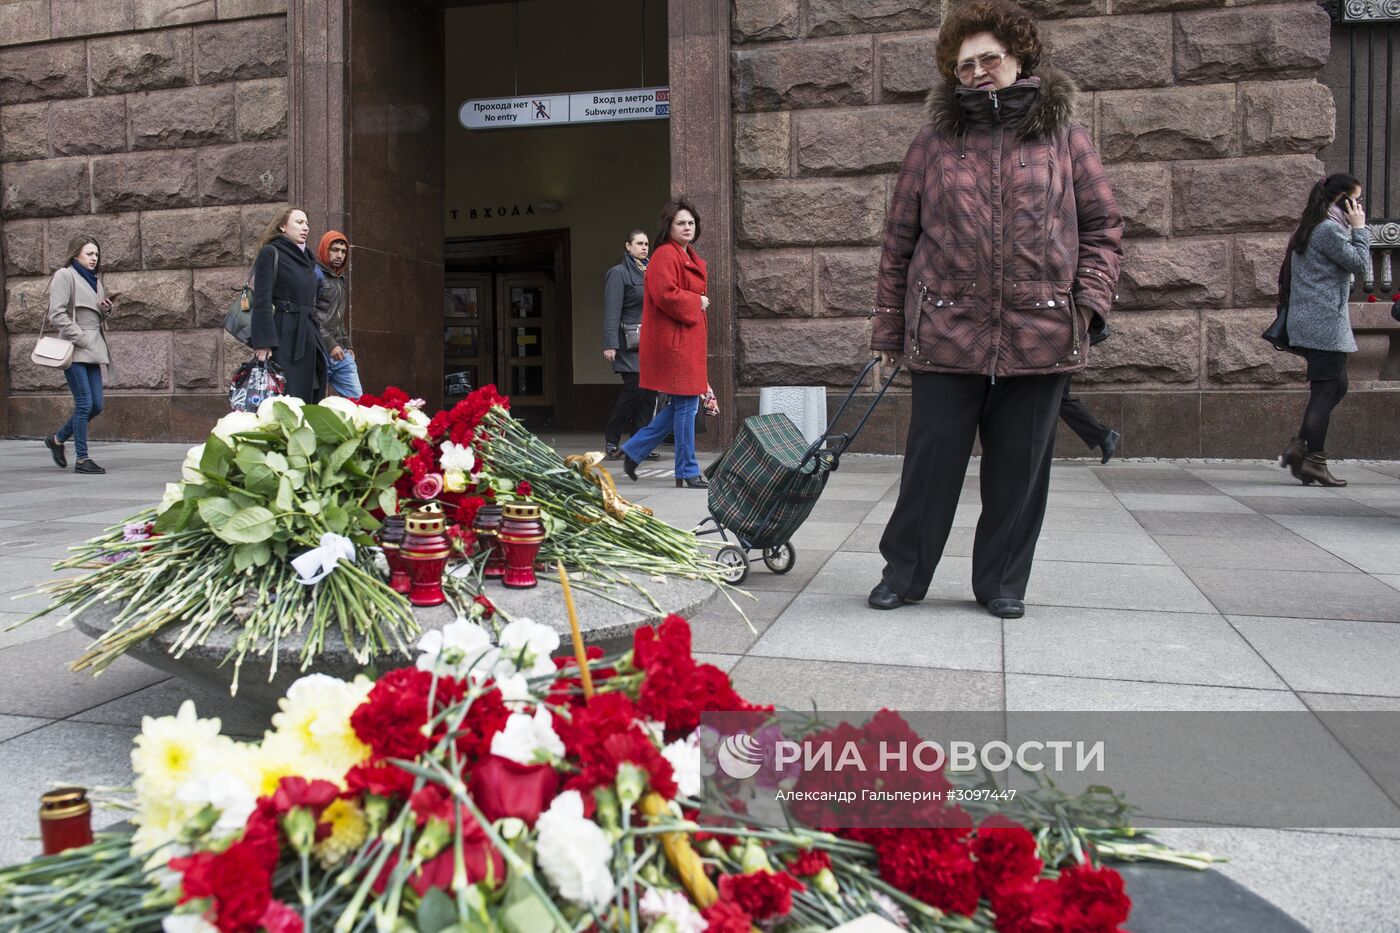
[879,371,1068,603]
[1059,379,1110,449]
[604,371,656,446]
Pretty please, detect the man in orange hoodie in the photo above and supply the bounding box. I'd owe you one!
[314,230,360,398]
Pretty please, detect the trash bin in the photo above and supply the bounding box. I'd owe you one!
[758,386,827,445]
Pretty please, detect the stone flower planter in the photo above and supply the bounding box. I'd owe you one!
[72,572,719,713]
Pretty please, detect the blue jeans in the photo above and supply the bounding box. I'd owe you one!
[56,362,104,460]
[624,394,700,479]
[323,350,363,398]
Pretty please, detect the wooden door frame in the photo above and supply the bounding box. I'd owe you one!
[445,229,575,428]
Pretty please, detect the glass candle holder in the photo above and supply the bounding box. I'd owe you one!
[40,787,93,855]
[402,508,451,607]
[378,514,411,595]
[498,501,547,589]
[472,504,506,579]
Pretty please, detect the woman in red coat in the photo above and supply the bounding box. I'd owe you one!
[620,197,710,488]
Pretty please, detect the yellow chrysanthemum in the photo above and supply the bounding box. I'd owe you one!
[130,795,193,855]
[314,797,368,869]
[243,738,307,798]
[131,701,228,800]
[266,674,374,787]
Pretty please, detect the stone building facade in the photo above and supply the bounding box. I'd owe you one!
[2,0,1396,456]
[1,0,290,440]
[727,0,1399,458]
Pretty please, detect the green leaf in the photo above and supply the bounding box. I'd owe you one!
[323,503,349,534]
[243,463,279,497]
[155,498,198,533]
[196,497,238,529]
[328,437,360,474]
[416,888,457,933]
[378,486,399,515]
[232,540,271,571]
[275,475,294,512]
[272,400,302,432]
[214,506,277,544]
[288,426,317,460]
[303,405,355,444]
[301,498,322,516]
[199,436,234,480]
[284,468,306,490]
[233,445,267,474]
[500,893,566,933]
[265,451,289,473]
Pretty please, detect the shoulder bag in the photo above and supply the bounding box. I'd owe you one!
[224,249,278,346]
[31,269,76,369]
[1261,246,1301,354]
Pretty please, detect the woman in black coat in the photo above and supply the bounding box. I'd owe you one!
[601,229,657,459]
[250,207,322,402]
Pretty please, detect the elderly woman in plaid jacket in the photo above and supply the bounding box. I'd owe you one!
[867,0,1123,619]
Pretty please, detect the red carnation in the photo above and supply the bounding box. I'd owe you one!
[863,829,979,917]
[515,480,533,497]
[350,667,467,762]
[971,817,1043,897]
[259,901,304,933]
[1057,863,1131,932]
[1367,294,1379,302]
[559,691,677,799]
[701,900,754,933]
[718,870,806,920]
[787,849,831,877]
[345,760,414,798]
[170,835,274,933]
[264,777,340,818]
[372,815,505,895]
[992,877,1063,933]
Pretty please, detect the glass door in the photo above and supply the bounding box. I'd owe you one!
[443,274,491,404]
[497,273,554,408]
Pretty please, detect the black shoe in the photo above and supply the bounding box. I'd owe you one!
[645,451,661,460]
[868,581,912,610]
[676,476,709,489]
[985,597,1024,619]
[74,458,106,475]
[45,435,67,468]
[623,455,639,481]
[1100,429,1121,464]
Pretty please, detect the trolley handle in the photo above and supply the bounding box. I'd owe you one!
[797,358,900,473]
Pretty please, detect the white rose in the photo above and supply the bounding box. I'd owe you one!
[181,444,206,483]
[639,888,706,933]
[256,395,305,427]
[405,408,431,439]
[535,791,614,908]
[359,405,394,428]
[211,410,261,444]
[439,440,475,474]
[163,915,219,933]
[416,618,499,680]
[662,736,703,799]
[317,395,360,423]
[495,617,561,680]
[490,706,565,765]
[158,482,184,515]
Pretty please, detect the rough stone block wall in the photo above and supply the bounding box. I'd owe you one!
[0,0,288,441]
[728,0,1396,457]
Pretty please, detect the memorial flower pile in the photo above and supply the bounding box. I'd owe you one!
[366,384,735,594]
[18,395,423,689]
[0,614,1204,933]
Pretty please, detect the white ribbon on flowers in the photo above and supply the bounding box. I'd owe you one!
[291,532,356,585]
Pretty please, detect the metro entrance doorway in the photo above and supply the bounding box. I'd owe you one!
[444,231,573,429]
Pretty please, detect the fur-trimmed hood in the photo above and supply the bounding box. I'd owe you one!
[924,67,1078,141]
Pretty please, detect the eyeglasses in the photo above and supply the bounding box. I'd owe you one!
[956,51,1010,80]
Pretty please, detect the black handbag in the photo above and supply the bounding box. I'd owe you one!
[622,322,641,350]
[223,250,277,346]
[1261,246,1303,355]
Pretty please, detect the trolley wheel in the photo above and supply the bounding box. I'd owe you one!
[762,542,796,574]
[715,545,750,585]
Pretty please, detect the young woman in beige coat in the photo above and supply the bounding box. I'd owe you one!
[43,236,113,475]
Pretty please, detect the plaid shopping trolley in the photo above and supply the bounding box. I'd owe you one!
[697,358,899,584]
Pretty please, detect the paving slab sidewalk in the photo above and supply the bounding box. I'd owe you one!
[2,439,1399,931]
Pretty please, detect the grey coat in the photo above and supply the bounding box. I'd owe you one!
[602,256,645,374]
[47,266,111,365]
[1288,220,1371,353]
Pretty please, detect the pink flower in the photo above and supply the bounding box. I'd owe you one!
[414,473,444,499]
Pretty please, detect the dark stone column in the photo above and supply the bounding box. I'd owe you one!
[669,0,736,446]
[289,0,444,408]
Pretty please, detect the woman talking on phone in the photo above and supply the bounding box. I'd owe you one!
[1278,173,1371,487]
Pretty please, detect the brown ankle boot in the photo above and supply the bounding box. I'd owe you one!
[1279,437,1306,478]
[1298,451,1347,487]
